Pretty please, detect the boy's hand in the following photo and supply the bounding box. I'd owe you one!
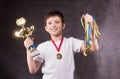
[24,38,34,49]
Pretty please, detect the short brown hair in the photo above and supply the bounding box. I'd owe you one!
[44,11,65,25]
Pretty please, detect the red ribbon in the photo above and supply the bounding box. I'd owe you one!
[51,37,64,52]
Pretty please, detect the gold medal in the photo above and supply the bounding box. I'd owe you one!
[56,53,62,59]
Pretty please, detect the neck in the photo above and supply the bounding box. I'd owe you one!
[51,35,63,41]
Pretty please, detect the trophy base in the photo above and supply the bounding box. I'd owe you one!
[30,49,40,57]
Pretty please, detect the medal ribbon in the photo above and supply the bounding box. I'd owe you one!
[85,23,92,45]
[51,37,64,52]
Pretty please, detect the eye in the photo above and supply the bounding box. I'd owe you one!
[48,22,51,25]
[55,21,60,24]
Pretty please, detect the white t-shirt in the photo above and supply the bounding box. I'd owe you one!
[33,37,83,79]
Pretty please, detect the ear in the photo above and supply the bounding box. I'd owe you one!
[62,23,66,30]
[44,26,48,32]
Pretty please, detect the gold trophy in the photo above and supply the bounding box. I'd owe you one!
[15,17,40,57]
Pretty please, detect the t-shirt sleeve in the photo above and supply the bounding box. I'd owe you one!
[32,43,45,63]
[71,37,84,53]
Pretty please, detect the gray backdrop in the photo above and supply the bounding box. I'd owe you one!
[0,0,120,79]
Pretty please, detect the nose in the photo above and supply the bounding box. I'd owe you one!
[51,22,56,27]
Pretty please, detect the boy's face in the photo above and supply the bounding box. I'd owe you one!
[45,16,65,37]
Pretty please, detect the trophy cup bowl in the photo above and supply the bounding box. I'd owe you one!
[16,17,26,26]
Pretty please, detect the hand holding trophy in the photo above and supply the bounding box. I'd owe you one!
[81,13,101,56]
[15,17,40,57]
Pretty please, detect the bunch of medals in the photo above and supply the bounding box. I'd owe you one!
[81,13,101,56]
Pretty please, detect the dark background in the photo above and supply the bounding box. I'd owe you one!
[1,0,120,79]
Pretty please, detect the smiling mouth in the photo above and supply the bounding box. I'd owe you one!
[51,28,58,32]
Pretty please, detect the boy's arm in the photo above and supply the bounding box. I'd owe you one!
[26,49,42,74]
[24,38,42,74]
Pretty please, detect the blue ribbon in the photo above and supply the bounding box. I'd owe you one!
[29,44,35,51]
[86,24,92,45]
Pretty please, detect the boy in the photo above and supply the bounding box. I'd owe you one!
[24,11,99,79]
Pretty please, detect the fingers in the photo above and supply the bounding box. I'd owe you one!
[24,38,34,49]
